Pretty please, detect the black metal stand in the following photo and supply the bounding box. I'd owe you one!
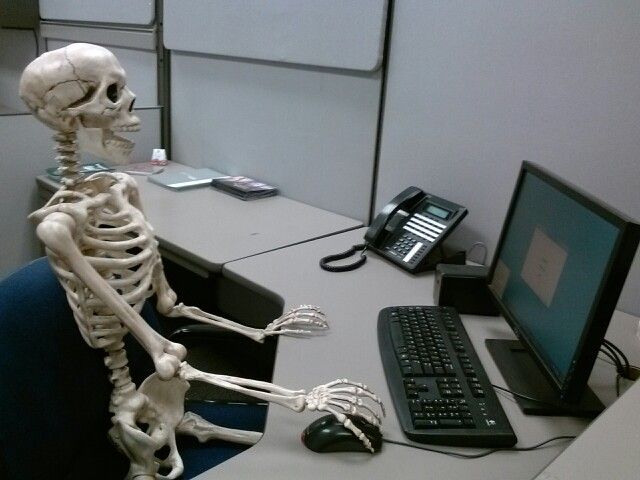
[486,339,604,418]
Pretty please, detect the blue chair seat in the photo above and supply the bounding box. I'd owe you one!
[0,258,265,479]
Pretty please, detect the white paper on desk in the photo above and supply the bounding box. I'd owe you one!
[148,168,227,190]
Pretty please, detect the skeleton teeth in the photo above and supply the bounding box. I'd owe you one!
[113,124,141,133]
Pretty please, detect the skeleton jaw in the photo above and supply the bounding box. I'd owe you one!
[77,124,139,165]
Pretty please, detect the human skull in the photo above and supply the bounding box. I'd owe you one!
[19,43,140,163]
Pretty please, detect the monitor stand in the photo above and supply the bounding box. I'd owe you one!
[486,339,604,418]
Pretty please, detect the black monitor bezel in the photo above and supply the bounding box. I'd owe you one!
[487,161,640,403]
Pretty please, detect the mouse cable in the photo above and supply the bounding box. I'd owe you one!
[382,435,576,459]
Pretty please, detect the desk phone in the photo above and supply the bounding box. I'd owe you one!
[365,187,468,273]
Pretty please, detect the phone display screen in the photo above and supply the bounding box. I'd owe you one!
[426,204,450,219]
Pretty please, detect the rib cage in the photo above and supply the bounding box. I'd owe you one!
[47,202,157,349]
[35,173,159,407]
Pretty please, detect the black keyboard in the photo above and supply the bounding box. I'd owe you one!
[378,305,517,447]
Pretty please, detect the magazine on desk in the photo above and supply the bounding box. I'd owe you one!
[147,168,227,191]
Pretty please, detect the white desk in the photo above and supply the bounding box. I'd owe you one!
[189,227,639,480]
[36,162,362,275]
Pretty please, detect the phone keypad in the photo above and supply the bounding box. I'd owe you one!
[388,234,427,263]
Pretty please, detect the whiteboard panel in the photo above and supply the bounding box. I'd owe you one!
[376,0,640,314]
[164,0,387,71]
[39,0,155,25]
[47,40,158,107]
[170,53,381,221]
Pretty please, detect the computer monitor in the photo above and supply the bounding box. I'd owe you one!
[486,161,640,417]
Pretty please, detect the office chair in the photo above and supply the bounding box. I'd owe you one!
[0,257,266,479]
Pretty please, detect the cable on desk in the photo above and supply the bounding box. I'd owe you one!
[602,340,630,378]
[598,339,640,396]
[599,347,625,378]
[466,242,488,265]
[491,384,561,409]
[382,435,576,459]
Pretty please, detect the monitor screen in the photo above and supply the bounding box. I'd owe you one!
[488,162,639,402]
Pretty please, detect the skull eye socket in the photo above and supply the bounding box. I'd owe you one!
[106,83,119,103]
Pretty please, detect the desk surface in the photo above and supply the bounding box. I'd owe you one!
[197,227,640,480]
[36,162,362,274]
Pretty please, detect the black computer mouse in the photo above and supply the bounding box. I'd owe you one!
[301,414,383,453]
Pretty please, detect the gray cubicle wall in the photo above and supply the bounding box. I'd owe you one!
[0,27,39,112]
[164,0,388,222]
[376,1,640,315]
[0,114,52,279]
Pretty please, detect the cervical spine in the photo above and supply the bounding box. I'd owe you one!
[53,131,82,187]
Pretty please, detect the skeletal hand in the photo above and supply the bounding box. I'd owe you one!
[264,305,328,338]
[305,378,386,453]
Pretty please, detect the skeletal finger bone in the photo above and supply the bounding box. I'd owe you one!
[264,305,329,336]
[323,406,376,453]
[305,379,386,433]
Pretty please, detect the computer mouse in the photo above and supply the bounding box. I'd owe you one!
[301,414,383,453]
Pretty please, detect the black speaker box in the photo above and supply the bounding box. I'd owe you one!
[433,264,499,316]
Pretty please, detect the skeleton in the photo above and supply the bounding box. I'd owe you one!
[19,43,384,479]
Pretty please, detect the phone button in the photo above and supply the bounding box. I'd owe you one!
[403,225,435,242]
[409,217,443,236]
[414,213,447,230]
[403,242,424,262]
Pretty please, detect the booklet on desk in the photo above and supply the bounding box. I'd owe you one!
[211,176,278,200]
[148,168,226,190]
[46,162,114,181]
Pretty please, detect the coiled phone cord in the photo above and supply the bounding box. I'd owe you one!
[319,243,368,272]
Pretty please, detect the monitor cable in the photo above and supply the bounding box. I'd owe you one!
[490,384,562,410]
[598,339,639,397]
[601,339,630,378]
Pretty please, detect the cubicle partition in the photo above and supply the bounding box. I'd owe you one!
[163,0,389,222]
[375,1,640,315]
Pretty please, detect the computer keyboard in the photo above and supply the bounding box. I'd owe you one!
[378,305,517,447]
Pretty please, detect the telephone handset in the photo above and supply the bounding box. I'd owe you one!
[320,187,467,273]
